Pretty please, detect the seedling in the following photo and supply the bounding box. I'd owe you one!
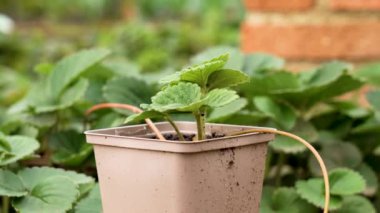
[125,53,250,140]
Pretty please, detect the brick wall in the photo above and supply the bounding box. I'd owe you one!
[241,0,380,70]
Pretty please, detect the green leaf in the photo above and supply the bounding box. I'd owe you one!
[75,184,102,213]
[0,132,13,161]
[146,82,202,112]
[260,187,318,213]
[34,78,89,113]
[12,176,79,213]
[269,120,318,154]
[308,142,362,176]
[103,77,157,115]
[18,125,39,138]
[301,61,352,87]
[243,63,363,108]
[329,101,371,119]
[296,179,343,210]
[0,132,11,151]
[84,78,106,104]
[161,53,228,86]
[125,111,165,124]
[8,80,51,113]
[207,69,249,89]
[329,168,366,196]
[204,89,238,108]
[180,60,227,86]
[25,113,57,129]
[374,145,380,156]
[102,58,140,78]
[49,48,110,99]
[357,164,378,196]
[17,167,94,190]
[253,96,297,130]
[0,135,39,166]
[0,169,27,197]
[92,113,125,129]
[159,72,181,85]
[58,78,89,108]
[292,67,362,108]
[34,62,53,75]
[10,77,89,114]
[242,72,301,97]
[352,116,380,134]
[0,68,30,105]
[367,90,380,111]
[190,46,244,70]
[49,130,93,167]
[334,195,376,213]
[221,110,267,125]
[244,53,284,75]
[270,136,304,154]
[208,98,247,122]
[355,63,380,87]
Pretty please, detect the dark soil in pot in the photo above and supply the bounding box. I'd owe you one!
[149,132,225,141]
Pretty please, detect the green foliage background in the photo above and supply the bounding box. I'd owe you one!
[1,0,380,212]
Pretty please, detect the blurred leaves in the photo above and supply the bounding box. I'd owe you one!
[9,48,110,114]
[308,142,362,176]
[0,167,95,213]
[296,178,343,210]
[0,133,39,166]
[260,187,317,213]
[0,34,379,212]
[242,61,363,109]
[355,63,380,87]
[190,46,244,70]
[296,168,366,210]
[49,48,110,98]
[269,119,318,154]
[244,53,284,75]
[329,168,366,195]
[254,96,296,130]
[0,169,27,197]
[12,176,79,213]
[208,98,247,122]
[103,77,157,115]
[49,130,92,167]
[334,195,376,213]
[75,184,102,213]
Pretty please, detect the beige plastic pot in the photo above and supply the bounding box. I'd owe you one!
[85,121,275,213]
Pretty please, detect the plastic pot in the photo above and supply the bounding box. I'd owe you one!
[85,121,275,213]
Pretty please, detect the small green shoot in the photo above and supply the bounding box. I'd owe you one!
[126,53,249,140]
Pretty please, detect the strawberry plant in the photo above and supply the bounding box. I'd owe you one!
[125,53,249,140]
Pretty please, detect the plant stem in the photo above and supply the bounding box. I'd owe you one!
[274,153,286,187]
[194,109,206,141]
[2,196,9,213]
[165,115,185,141]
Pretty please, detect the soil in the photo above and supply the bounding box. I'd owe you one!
[149,132,225,141]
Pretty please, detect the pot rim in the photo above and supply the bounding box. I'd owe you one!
[85,122,275,153]
[85,121,275,143]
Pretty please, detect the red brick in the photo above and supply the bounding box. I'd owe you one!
[245,0,314,11]
[241,22,380,60]
[331,0,380,10]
